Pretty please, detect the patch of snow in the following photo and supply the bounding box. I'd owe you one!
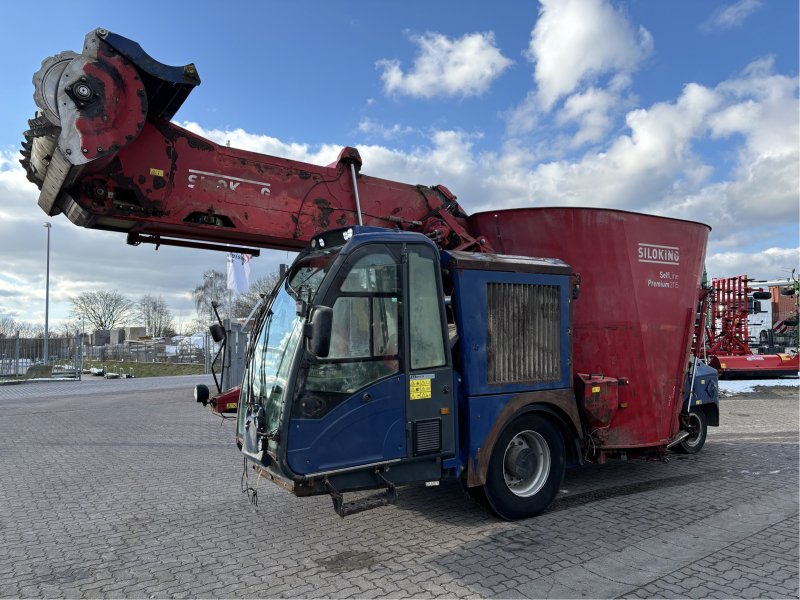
[719,377,799,394]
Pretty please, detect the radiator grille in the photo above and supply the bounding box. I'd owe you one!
[487,283,561,384]
[413,419,441,456]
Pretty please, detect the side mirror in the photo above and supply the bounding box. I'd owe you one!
[209,323,226,343]
[305,305,332,358]
[752,291,772,300]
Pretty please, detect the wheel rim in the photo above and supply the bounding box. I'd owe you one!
[685,412,703,447]
[502,429,551,497]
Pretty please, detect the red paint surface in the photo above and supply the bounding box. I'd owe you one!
[468,208,710,448]
[708,353,799,378]
[211,386,240,415]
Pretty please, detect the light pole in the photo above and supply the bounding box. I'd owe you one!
[43,222,52,365]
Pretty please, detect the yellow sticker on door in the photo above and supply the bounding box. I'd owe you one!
[410,374,433,400]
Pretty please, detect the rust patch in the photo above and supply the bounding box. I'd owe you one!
[468,389,582,487]
[313,198,334,229]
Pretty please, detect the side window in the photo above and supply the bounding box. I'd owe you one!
[408,246,446,370]
[303,246,402,400]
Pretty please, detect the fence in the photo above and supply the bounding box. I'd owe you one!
[0,333,223,378]
[82,339,210,364]
[0,334,82,378]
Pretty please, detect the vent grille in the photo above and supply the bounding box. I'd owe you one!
[487,283,561,384]
[413,419,441,456]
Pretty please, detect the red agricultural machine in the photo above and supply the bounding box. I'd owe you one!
[704,276,798,378]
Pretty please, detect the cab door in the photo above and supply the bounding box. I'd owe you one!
[404,244,455,460]
[286,243,407,475]
[286,241,455,476]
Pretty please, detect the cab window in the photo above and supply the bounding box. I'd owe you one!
[408,246,446,370]
[298,246,402,415]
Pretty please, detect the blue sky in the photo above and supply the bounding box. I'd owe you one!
[0,0,797,329]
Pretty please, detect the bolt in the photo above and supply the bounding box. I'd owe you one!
[65,149,72,155]
[73,83,92,100]
[82,148,88,154]
[97,147,103,152]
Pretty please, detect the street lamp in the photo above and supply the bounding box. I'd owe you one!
[43,222,51,365]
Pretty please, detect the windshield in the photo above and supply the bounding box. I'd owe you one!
[237,249,338,444]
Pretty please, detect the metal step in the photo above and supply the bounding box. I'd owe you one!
[326,472,397,518]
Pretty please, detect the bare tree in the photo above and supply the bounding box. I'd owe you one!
[232,273,281,318]
[136,294,175,337]
[14,321,44,338]
[0,317,17,338]
[58,317,83,337]
[191,269,229,322]
[71,290,133,331]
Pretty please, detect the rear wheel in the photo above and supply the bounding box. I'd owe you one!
[482,414,565,520]
[676,409,707,454]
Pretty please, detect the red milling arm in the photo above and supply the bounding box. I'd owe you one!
[61,119,490,254]
[27,28,492,255]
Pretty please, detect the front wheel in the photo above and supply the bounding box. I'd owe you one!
[482,414,565,520]
[675,409,707,454]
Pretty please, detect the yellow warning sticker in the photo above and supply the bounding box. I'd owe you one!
[410,378,432,400]
[150,167,164,177]
[591,386,601,393]
[225,402,237,410]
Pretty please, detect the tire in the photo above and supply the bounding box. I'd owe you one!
[464,480,492,512]
[482,414,565,520]
[675,409,707,454]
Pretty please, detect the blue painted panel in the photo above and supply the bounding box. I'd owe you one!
[450,268,572,396]
[465,393,516,471]
[684,361,719,408]
[287,375,407,474]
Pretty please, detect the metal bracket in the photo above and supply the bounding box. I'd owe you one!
[325,470,397,518]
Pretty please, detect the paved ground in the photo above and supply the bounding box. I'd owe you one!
[0,376,797,598]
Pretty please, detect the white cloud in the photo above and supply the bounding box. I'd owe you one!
[706,247,799,280]
[556,87,618,147]
[527,0,653,111]
[356,118,415,140]
[180,122,342,165]
[498,82,722,212]
[702,0,764,32]
[377,31,512,98]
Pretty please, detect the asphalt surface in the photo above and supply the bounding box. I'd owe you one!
[0,375,797,598]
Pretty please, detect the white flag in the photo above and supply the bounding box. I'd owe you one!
[227,252,252,294]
